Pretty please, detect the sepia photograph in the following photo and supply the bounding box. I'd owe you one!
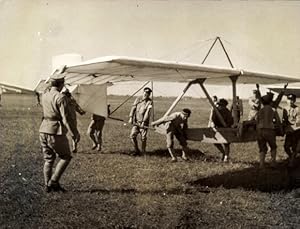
[1,0,300,228]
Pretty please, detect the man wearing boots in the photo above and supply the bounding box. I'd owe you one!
[128,87,153,156]
[39,68,80,192]
[282,93,300,167]
[256,94,280,169]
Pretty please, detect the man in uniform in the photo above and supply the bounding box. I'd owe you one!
[87,114,106,151]
[282,93,300,167]
[211,99,234,162]
[63,89,85,153]
[39,70,80,192]
[128,87,153,155]
[248,87,261,121]
[256,95,280,169]
[152,109,191,162]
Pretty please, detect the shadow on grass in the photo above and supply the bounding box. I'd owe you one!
[73,186,211,195]
[190,159,300,193]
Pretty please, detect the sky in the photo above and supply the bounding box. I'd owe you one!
[0,0,300,98]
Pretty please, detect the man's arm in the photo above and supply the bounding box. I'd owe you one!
[273,83,288,109]
[128,98,139,124]
[58,96,80,141]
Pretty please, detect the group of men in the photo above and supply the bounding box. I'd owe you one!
[38,70,300,193]
[128,86,191,162]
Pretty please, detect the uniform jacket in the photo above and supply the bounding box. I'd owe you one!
[39,87,79,137]
[282,104,300,132]
[129,97,152,125]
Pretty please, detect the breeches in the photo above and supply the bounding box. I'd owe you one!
[166,130,187,148]
[39,133,72,163]
[257,129,277,153]
[130,126,148,141]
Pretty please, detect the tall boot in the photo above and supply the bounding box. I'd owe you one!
[50,158,71,184]
[181,146,189,161]
[131,138,140,155]
[167,148,177,162]
[259,151,266,169]
[43,161,54,186]
[141,140,147,154]
[270,150,277,168]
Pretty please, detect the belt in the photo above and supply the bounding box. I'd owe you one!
[43,117,62,121]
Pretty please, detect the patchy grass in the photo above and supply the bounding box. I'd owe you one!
[0,94,300,228]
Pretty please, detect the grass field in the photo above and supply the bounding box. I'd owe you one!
[0,94,300,228]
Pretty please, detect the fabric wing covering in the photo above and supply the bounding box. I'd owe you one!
[63,56,300,85]
[71,84,107,117]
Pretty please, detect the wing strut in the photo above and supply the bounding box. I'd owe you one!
[198,80,227,128]
[110,81,150,116]
[162,80,194,117]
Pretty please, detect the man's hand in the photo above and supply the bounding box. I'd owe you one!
[256,84,259,90]
[73,133,80,143]
[284,83,288,90]
[128,117,133,124]
[140,122,145,128]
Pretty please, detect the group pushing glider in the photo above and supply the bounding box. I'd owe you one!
[48,55,300,144]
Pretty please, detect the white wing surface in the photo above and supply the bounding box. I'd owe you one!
[62,56,300,85]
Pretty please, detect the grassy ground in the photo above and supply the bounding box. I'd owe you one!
[0,94,300,228]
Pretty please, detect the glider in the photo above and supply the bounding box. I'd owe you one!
[50,55,300,143]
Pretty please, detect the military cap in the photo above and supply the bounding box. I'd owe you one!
[261,94,272,104]
[218,98,228,107]
[144,87,152,94]
[50,73,65,82]
[182,108,192,116]
[287,93,296,101]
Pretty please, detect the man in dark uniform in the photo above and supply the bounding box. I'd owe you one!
[87,114,106,151]
[211,98,234,162]
[282,93,300,167]
[39,70,80,192]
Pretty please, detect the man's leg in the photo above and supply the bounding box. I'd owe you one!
[214,144,225,160]
[176,133,189,161]
[257,130,267,169]
[49,135,72,192]
[167,148,177,162]
[40,133,55,192]
[88,127,98,149]
[223,144,230,162]
[166,132,176,161]
[130,126,140,155]
[141,129,148,154]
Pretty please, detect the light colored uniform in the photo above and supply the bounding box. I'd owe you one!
[158,112,188,148]
[39,87,79,185]
[282,104,300,158]
[129,97,152,141]
[248,96,261,120]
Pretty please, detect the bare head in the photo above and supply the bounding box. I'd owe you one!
[143,87,152,99]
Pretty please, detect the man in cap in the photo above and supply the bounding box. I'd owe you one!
[256,94,280,168]
[39,70,80,192]
[152,108,191,162]
[282,93,300,166]
[211,98,233,162]
[248,85,261,121]
[128,87,153,155]
[62,88,85,153]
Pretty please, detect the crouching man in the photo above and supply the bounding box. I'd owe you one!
[39,71,80,192]
[152,109,191,162]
